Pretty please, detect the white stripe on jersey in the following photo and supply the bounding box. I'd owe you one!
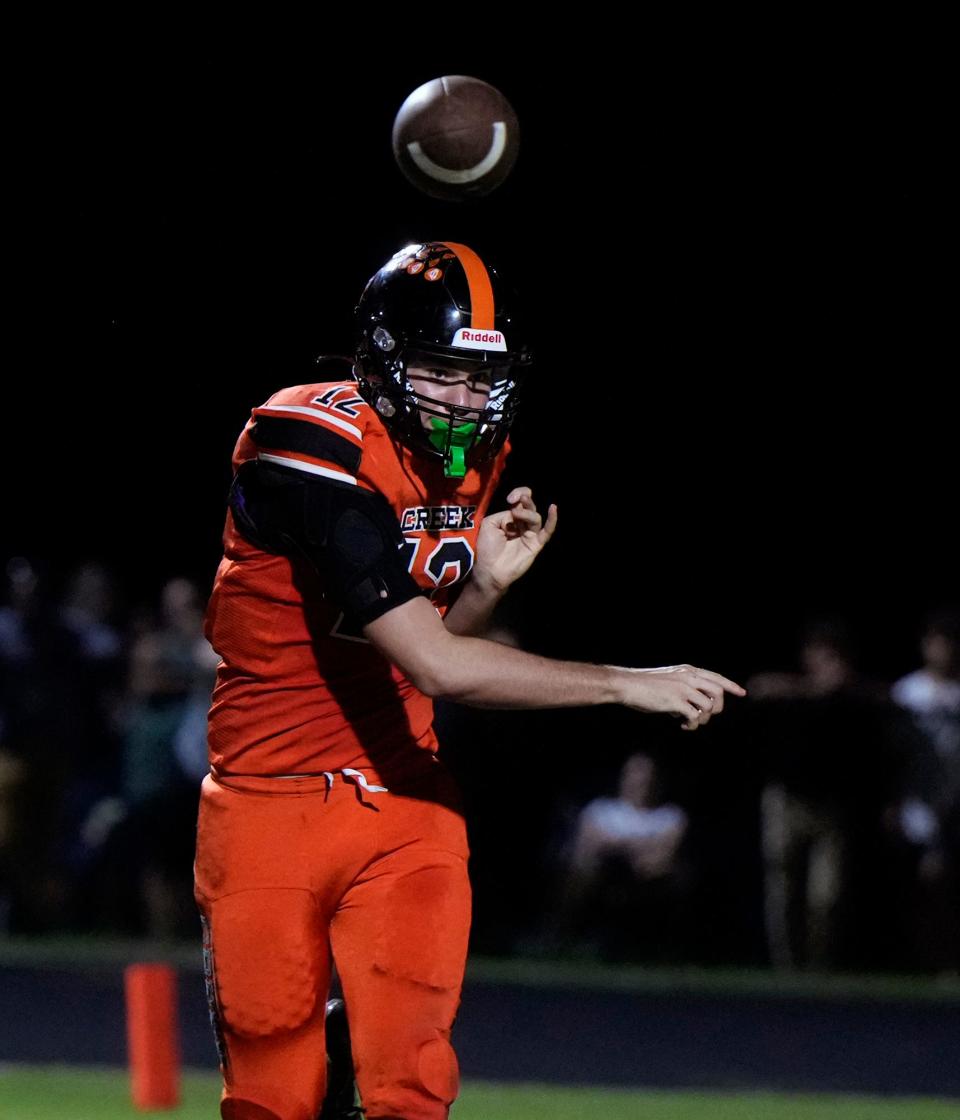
[258,453,358,485]
[258,403,363,442]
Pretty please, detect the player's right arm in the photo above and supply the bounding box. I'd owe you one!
[229,389,744,731]
[363,596,745,731]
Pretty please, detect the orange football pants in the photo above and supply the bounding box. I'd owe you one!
[194,763,471,1120]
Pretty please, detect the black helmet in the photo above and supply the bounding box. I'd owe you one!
[354,241,530,476]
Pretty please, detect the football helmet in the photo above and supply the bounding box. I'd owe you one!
[354,241,530,477]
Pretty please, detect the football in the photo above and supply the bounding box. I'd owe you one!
[392,75,519,201]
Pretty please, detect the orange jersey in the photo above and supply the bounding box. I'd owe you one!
[205,381,508,781]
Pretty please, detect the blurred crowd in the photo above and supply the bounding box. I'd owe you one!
[0,558,215,938]
[522,613,960,975]
[1,556,958,974]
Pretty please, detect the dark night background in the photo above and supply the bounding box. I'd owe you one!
[5,37,952,958]
[11,45,950,671]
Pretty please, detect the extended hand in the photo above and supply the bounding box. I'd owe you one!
[617,664,747,730]
[473,487,558,593]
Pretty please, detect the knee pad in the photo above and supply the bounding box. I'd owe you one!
[221,1083,313,1120]
[207,888,322,1038]
[417,1034,460,1105]
[361,1034,459,1120]
[221,1098,282,1120]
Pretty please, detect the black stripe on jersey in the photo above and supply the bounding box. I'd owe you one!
[252,415,361,474]
[229,459,423,625]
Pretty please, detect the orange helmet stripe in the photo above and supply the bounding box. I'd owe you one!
[440,242,495,330]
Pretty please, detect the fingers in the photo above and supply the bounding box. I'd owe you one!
[633,665,745,731]
[677,664,746,698]
[481,509,513,530]
[679,701,712,731]
[683,687,715,728]
[682,676,743,729]
[506,505,541,537]
[694,668,747,697]
[694,681,724,715]
[680,680,734,730]
[505,487,557,541]
[679,700,702,731]
[540,502,559,542]
[485,504,538,537]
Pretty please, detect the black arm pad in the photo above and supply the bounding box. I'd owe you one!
[229,460,424,624]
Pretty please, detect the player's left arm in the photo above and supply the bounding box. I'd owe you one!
[443,487,558,637]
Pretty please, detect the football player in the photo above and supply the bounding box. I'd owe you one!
[195,241,745,1120]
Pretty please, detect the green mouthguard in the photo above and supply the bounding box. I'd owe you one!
[428,418,477,478]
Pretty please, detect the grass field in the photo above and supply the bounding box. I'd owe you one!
[1,1067,958,1120]
[3,944,959,1117]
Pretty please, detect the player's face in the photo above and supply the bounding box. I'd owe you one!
[406,359,494,430]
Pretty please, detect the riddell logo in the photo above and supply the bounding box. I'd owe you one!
[452,328,507,352]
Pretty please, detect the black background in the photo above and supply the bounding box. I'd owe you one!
[9,34,951,683]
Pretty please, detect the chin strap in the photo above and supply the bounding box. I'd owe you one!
[428,417,477,478]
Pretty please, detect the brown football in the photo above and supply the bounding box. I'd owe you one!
[392,75,519,201]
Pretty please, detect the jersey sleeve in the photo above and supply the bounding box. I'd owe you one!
[248,382,369,488]
[230,383,424,625]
